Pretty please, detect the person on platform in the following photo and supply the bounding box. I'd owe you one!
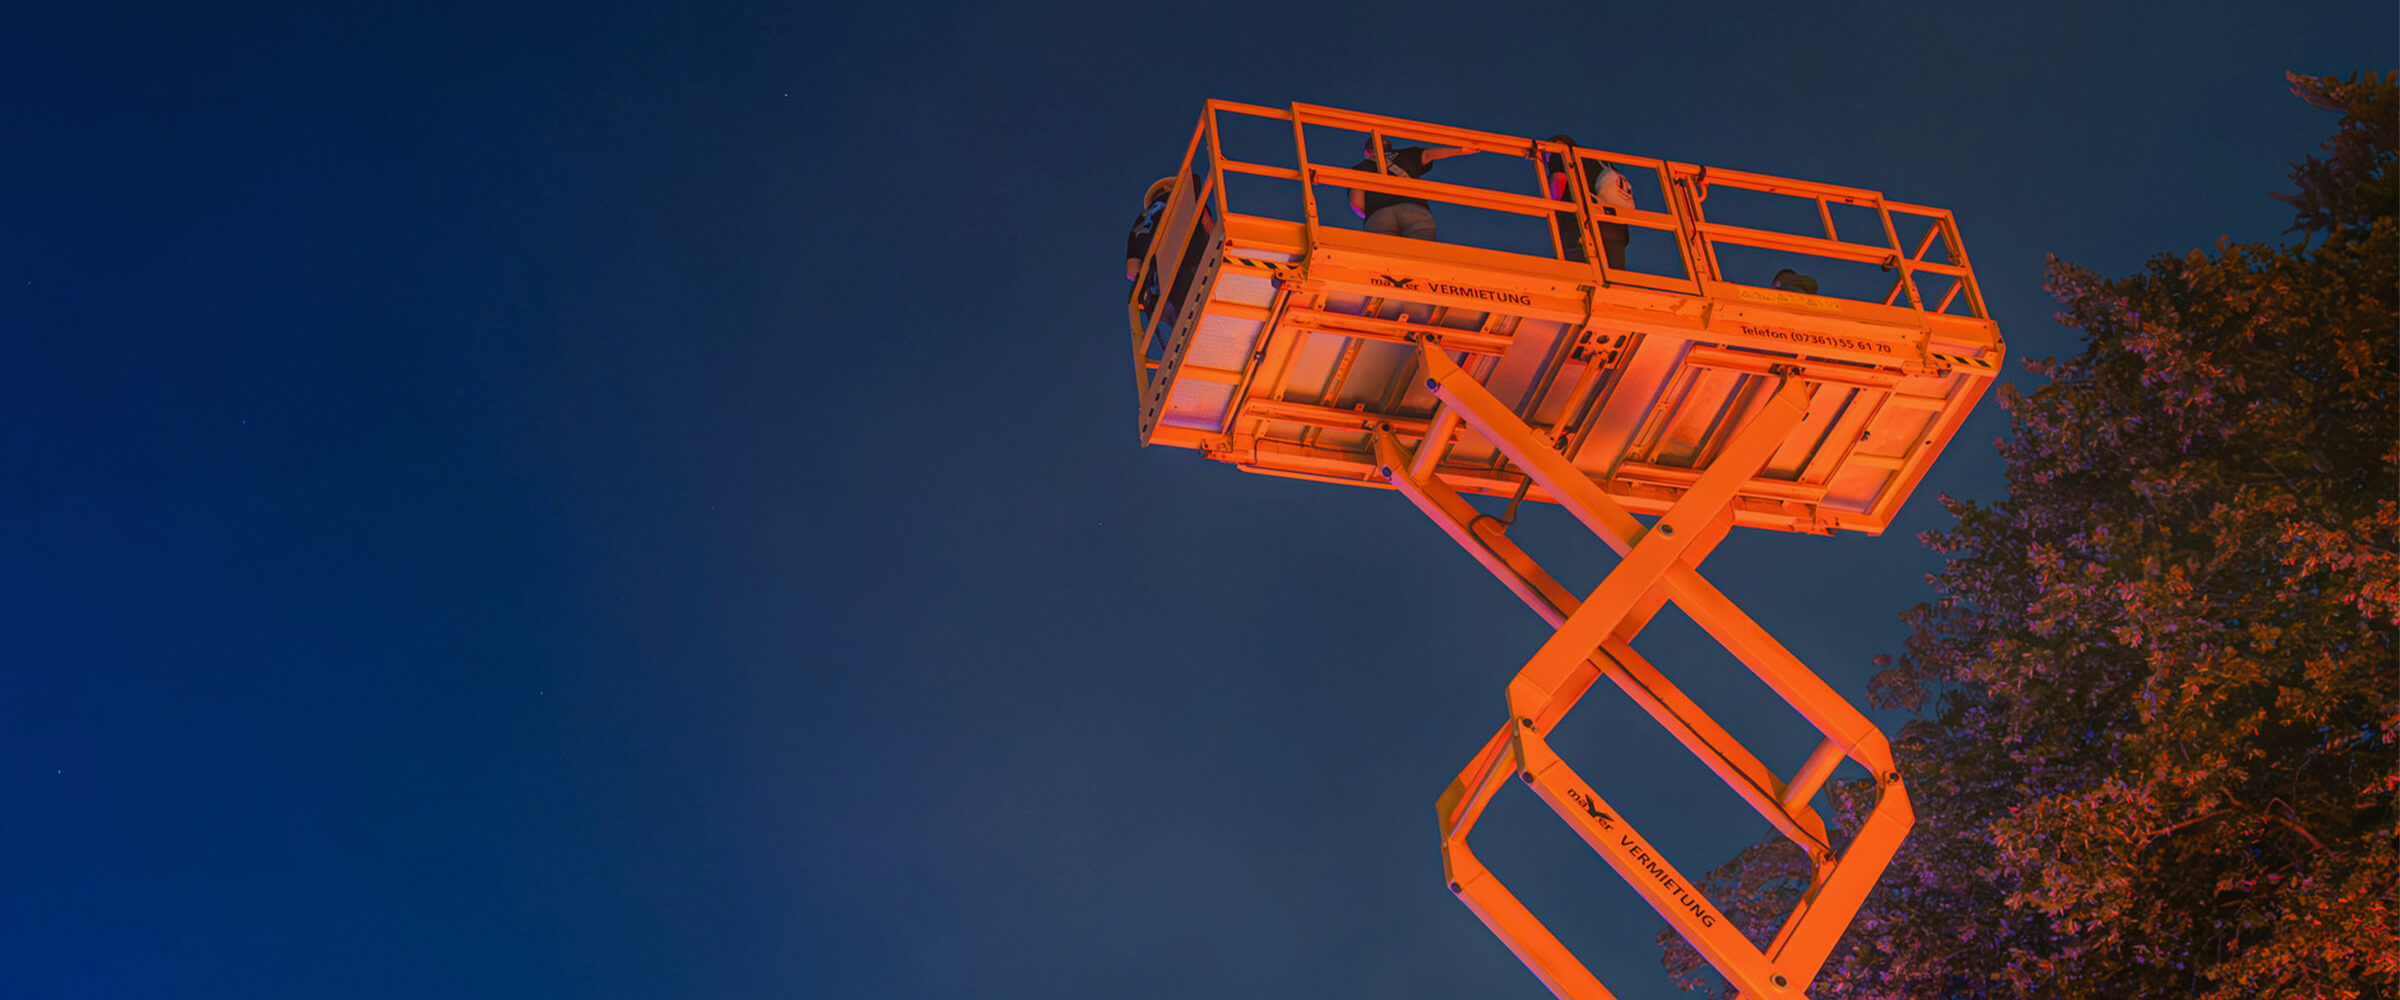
[1127,175,1220,344]
[1348,139,1478,240]
[1772,267,1820,294]
[1126,176,1174,283]
[1540,135,1634,270]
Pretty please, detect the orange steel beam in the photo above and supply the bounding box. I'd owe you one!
[1419,345,1894,761]
[1375,429,1837,860]
[1383,339,1913,1000]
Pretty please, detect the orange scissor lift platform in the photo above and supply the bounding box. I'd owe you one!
[1129,102,2002,1000]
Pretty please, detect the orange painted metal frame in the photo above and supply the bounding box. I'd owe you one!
[1130,100,2001,538]
[1376,341,1912,999]
[1128,101,1999,999]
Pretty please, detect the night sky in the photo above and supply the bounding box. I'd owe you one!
[4,2,2388,997]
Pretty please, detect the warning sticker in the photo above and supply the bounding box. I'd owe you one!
[1734,286,1841,311]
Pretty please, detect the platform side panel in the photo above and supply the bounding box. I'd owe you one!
[1136,229,1228,444]
[1162,379,1237,430]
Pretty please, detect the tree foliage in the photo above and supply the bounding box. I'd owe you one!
[1663,72,2399,999]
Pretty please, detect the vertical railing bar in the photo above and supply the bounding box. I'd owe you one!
[1922,212,1966,315]
[1205,107,1230,231]
[1874,201,1924,312]
[1536,143,1565,260]
[1366,127,1389,231]
[1566,141,1605,284]
[1943,215,1991,320]
[1700,177,1725,285]
[1883,216,1921,305]
[1676,166,1724,287]
[1662,166,1695,285]
[1644,168,1694,291]
[1815,196,1835,242]
[1289,104,1319,247]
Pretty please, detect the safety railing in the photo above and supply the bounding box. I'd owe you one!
[1125,101,1991,371]
[1126,119,1224,420]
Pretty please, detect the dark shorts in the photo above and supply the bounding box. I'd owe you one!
[1367,203,1437,240]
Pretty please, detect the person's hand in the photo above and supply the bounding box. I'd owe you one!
[1458,142,1480,155]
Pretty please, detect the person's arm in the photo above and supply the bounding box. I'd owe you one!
[1417,143,1480,164]
[1126,258,1141,281]
[1343,157,1373,218]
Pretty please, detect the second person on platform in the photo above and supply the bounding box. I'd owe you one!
[1349,140,1479,240]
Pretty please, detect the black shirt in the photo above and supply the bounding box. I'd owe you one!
[1545,152,1629,268]
[1350,146,1433,217]
[1125,197,1166,265]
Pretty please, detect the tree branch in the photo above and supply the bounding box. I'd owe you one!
[2264,798,2326,852]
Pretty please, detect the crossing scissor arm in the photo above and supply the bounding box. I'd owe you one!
[1380,341,1914,1000]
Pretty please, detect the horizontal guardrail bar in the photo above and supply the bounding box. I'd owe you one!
[1204,97,1291,118]
[1289,101,1539,154]
[1308,163,1571,219]
[1676,163,1888,205]
[1694,221,1904,266]
[1220,159,1303,181]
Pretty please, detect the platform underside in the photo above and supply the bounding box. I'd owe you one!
[1141,216,2000,536]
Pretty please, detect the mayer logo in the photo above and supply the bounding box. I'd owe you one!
[1367,273,1534,305]
[1562,786,1616,830]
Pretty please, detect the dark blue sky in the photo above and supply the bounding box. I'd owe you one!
[3,2,2386,997]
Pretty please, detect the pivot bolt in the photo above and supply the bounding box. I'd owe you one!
[1772,974,1790,989]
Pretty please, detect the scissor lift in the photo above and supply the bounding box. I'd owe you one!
[1128,102,2001,998]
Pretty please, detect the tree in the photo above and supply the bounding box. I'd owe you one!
[1662,72,2399,1000]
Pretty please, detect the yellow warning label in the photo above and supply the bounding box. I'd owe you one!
[1734,286,1841,311]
